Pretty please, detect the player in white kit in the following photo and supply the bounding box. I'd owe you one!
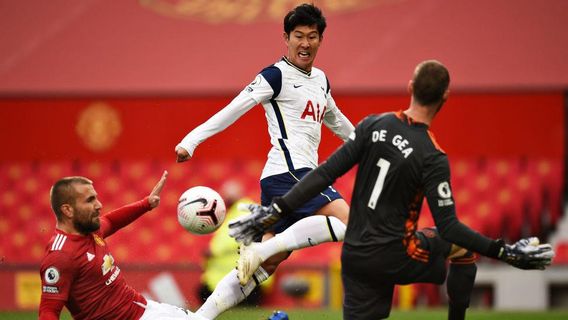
[175,4,354,319]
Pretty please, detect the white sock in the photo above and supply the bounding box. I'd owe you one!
[254,215,346,261]
[196,267,269,319]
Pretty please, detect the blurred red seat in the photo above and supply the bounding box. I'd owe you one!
[553,242,568,264]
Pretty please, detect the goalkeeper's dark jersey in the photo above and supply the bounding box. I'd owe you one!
[282,111,495,258]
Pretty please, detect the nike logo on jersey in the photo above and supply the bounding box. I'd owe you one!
[293,84,303,88]
[87,252,95,261]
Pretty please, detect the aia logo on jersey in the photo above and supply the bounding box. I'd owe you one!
[301,100,326,123]
[102,254,115,275]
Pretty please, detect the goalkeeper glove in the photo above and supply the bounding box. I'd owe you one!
[228,197,290,245]
[494,237,554,270]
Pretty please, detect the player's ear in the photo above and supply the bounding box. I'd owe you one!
[407,80,414,95]
[443,88,450,101]
[283,32,289,42]
[60,204,74,219]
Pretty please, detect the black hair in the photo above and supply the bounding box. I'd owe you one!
[412,60,450,106]
[283,3,326,36]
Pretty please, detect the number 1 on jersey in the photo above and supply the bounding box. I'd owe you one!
[368,158,391,209]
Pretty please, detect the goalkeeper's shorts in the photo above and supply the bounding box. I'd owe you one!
[396,227,454,284]
[341,228,454,319]
[260,167,343,234]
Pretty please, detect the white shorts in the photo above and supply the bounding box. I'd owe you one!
[138,299,205,320]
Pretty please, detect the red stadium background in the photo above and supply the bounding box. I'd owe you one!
[0,0,567,313]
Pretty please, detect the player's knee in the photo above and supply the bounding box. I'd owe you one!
[261,251,289,275]
[333,208,349,226]
[318,199,349,225]
[451,261,477,282]
[450,251,478,282]
[447,252,477,307]
[447,245,468,260]
[449,250,477,265]
[327,216,346,242]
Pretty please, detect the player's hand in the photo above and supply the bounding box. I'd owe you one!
[228,203,282,245]
[498,237,554,270]
[176,146,191,163]
[148,170,168,209]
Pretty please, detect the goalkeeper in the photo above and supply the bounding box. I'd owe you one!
[230,60,555,320]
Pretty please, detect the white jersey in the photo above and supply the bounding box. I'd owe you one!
[177,57,354,179]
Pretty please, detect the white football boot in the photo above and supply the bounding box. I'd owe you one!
[237,243,264,286]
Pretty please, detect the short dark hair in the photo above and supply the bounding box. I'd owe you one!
[50,176,92,220]
[284,3,326,36]
[412,60,450,106]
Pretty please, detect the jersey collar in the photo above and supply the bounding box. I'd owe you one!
[55,228,89,240]
[394,110,429,128]
[281,56,311,76]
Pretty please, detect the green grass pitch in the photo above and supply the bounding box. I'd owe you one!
[4,308,568,319]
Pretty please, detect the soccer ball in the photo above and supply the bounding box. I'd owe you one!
[177,186,226,235]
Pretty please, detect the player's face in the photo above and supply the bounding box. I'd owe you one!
[70,183,103,234]
[284,25,322,72]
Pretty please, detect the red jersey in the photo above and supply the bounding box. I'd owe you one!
[39,199,151,320]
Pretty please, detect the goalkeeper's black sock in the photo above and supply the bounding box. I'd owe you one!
[446,252,477,320]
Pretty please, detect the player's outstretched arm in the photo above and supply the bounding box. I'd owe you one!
[426,155,554,271]
[432,202,555,270]
[494,237,555,270]
[433,211,555,270]
[148,170,168,208]
[101,170,168,237]
[175,91,258,164]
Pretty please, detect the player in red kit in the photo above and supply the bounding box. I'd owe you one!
[39,171,206,320]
